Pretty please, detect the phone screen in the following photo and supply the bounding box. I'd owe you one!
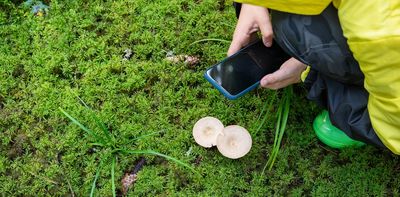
[207,53,264,95]
[206,40,289,97]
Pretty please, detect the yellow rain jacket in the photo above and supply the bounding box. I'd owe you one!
[234,0,400,154]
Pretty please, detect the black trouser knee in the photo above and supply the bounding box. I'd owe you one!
[269,4,385,148]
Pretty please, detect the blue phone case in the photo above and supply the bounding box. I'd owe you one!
[203,39,289,100]
[204,67,260,100]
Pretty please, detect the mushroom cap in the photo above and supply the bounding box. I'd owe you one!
[216,125,252,159]
[193,117,224,148]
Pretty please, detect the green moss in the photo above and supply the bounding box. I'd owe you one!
[1,0,399,196]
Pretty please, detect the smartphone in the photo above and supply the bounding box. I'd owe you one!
[204,39,290,100]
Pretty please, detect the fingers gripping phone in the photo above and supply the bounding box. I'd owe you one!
[204,39,290,100]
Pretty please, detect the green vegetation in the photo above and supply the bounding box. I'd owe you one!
[264,86,292,172]
[1,0,399,196]
[59,96,197,196]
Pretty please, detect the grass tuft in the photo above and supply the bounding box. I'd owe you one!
[59,97,196,195]
[263,86,292,171]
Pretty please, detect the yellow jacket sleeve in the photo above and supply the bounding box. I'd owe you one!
[234,0,332,15]
[337,0,400,154]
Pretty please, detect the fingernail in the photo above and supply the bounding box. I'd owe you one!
[264,40,271,47]
[261,79,268,86]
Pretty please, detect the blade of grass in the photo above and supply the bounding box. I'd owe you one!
[262,86,293,172]
[120,149,197,174]
[272,100,284,149]
[90,113,114,143]
[190,38,230,46]
[255,91,277,123]
[263,104,282,173]
[263,102,283,171]
[268,87,291,170]
[111,156,116,197]
[90,155,108,197]
[131,130,164,141]
[253,91,277,135]
[59,108,106,145]
[89,142,105,147]
[75,95,114,143]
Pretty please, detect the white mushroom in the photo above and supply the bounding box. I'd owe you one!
[192,117,224,148]
[216,125,252,159]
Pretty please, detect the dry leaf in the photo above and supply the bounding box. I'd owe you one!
[121,157,146,195]
[165,51,200,66]
[121,173,137,195]
[184,55,200,66]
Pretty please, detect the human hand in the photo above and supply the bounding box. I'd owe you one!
[227,4,273,56]
[260,58,307,90]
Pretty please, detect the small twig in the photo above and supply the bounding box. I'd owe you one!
[317,143,339,155]
[132,157,146,174]
[189,38,230,46]
[66,178,75,197]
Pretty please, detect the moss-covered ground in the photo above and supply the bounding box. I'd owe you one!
[1,0,399,196]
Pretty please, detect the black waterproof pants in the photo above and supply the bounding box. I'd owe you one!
[234,3,386,148]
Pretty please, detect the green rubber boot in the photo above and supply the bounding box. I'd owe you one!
[313,110,365,149]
